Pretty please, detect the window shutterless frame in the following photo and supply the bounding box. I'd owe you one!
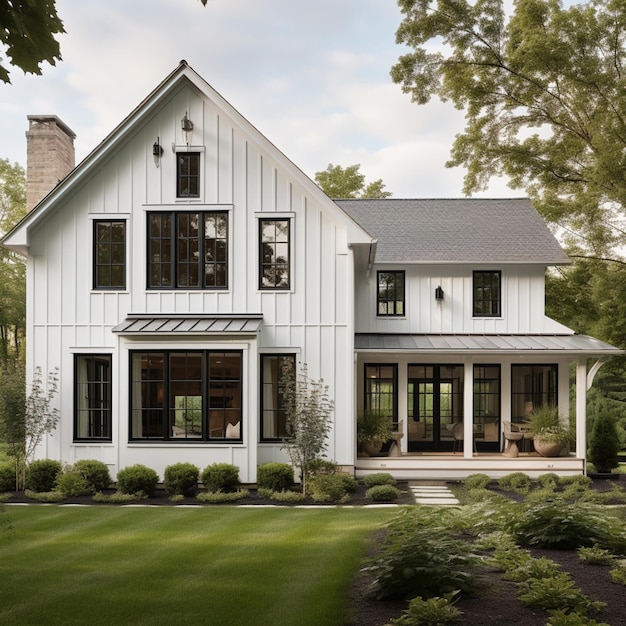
[93,220,126,290]
[74,354,113,441]
[260,353,296,441]
[377,271,405,316]
[259,218,291,290]
[473,270,502,317]
[176,152,201,198]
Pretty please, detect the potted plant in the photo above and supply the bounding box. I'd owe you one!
[357,411,393,456]
[528,405,571,457]
[588,405,620,477]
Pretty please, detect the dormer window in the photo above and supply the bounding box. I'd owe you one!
[176,152,200,198]
[473,270,501,317]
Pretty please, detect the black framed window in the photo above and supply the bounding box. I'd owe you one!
[259,218,290,289]
[473,365,500,445]
[176,152,200,198]
[94,220,126,289]
[260,354,296,440]
[511,364,557,424]
[364,364,398,429]
[148,211,228,289]
[130,350,242,441]
[473,270,501,317]
[377,271,405,316]
[74,354,112,441]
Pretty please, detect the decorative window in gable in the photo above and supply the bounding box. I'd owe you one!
[259,218,290,290]
[176,152,200,198]
[377,271,405,316]
[93,220,126,289]
[473,270,501,317]
[148,211,228,289]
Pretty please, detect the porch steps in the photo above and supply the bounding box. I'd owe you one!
[409,482,459,506]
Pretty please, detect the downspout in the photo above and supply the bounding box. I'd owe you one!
[366,239,378,279]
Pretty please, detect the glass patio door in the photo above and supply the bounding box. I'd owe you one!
[408,364,463,451]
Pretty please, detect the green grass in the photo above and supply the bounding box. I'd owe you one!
[0,505,397,625]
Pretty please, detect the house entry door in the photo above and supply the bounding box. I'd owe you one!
[407,364,463,452]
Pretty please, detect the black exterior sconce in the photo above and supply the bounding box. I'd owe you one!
[435,285,444,301]
[152,137,164,167]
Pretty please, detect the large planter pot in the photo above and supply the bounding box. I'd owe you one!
[533,437,564,457]
[360,441,384,457]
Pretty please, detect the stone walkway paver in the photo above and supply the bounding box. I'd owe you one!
[409,483,460,506]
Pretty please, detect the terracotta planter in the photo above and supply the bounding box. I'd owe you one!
[361,441,384,457]
[533,437,564,457]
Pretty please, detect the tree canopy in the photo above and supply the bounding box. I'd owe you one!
[0,0,65,83]
[314,163,392,199]
[392,0,626,259]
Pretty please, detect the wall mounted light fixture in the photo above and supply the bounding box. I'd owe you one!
[435,285,444,301]
[152,137,163,167]
[181,112,194,145]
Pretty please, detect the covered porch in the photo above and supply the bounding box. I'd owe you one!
[354,333,622,480]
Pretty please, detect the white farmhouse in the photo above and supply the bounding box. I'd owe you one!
[2,61,621,481]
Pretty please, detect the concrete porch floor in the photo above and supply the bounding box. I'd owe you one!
[355,452,585,481]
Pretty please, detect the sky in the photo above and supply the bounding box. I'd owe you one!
[0,0,514,198]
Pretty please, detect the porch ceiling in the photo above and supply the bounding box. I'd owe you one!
[112,314,263,335]
[354,333,623,356]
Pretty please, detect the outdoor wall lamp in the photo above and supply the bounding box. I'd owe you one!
[152,137,164,167]
[435,285,444,301]
[181,112,194,144]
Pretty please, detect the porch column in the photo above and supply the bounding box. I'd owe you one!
[464,361,473,458]
[575,358,587,461]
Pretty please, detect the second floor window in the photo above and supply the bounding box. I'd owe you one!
[259,218,290,289]
[473,270,501,317]
[177,152,200,198]
[377,271,405,316]
[148,211,228,289]
[94,220,126,289]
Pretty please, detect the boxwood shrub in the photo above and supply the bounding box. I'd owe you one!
[257,463,294,492]
[26,459,62,492]
[363,472,396,488]
[201,463,240,493]
[116,464,159,496]
[366,484,402,502]
[164,462,199,496]
[73,460,112,492]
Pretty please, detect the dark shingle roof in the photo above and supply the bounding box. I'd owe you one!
[336,198,570,265]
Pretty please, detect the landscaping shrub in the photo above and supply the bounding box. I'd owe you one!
[464,473,491,490]
[364,507,479,600]
[306,459,338,476]
[510,501,626,552]
[196,489,249,503]
[610,565,626,586]
[338,473,359,493]
[498,472,532,493]
[257,462,294,492]
[201,463,239,493]
[116,464,159,496]
[365,484,401,502]
[546,610,611,625]
[538,473,560,488]
[0,462,15,492]
[267,489,306,503]
[56,468,92,496]
[164,462,199,496]
[308,473,350,503]
[73,460,111,492]
[389,592,463,625]
[560,475,592,490]
[363,472,396,488]
[577,545,615,565]
[26,459,62,492]
[93,491,147,504]
[588,405,620,473]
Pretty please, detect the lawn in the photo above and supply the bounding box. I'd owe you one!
[0,505,398,626]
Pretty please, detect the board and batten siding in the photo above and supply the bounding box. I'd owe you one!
[355,264,564,335]
[25,82,357,479]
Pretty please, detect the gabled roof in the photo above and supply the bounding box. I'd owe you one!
[336,198,570,265]
[2,61,371,254]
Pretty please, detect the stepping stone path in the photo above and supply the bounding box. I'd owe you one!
[410,483,460,506]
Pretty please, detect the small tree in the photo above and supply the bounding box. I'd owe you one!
[280,363,334,495]
[589,406,620,474]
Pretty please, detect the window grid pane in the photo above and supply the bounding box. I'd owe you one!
[74,354,112,441]
[260,219,290,289]
[176,152,200,198]
[260,354,295,440]
[511,364,558,423]
[377,271,405,316]
[364,364,398,429]
[473,271,501,317]
[94,220,126,289]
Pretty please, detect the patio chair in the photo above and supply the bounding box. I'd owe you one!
[502,420,524,457]
[452,422,477,454]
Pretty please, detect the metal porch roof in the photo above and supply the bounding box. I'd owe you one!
[354,334,623,356]
[112,314,263,335]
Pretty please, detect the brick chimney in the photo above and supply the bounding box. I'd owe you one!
[26,115,76,210]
